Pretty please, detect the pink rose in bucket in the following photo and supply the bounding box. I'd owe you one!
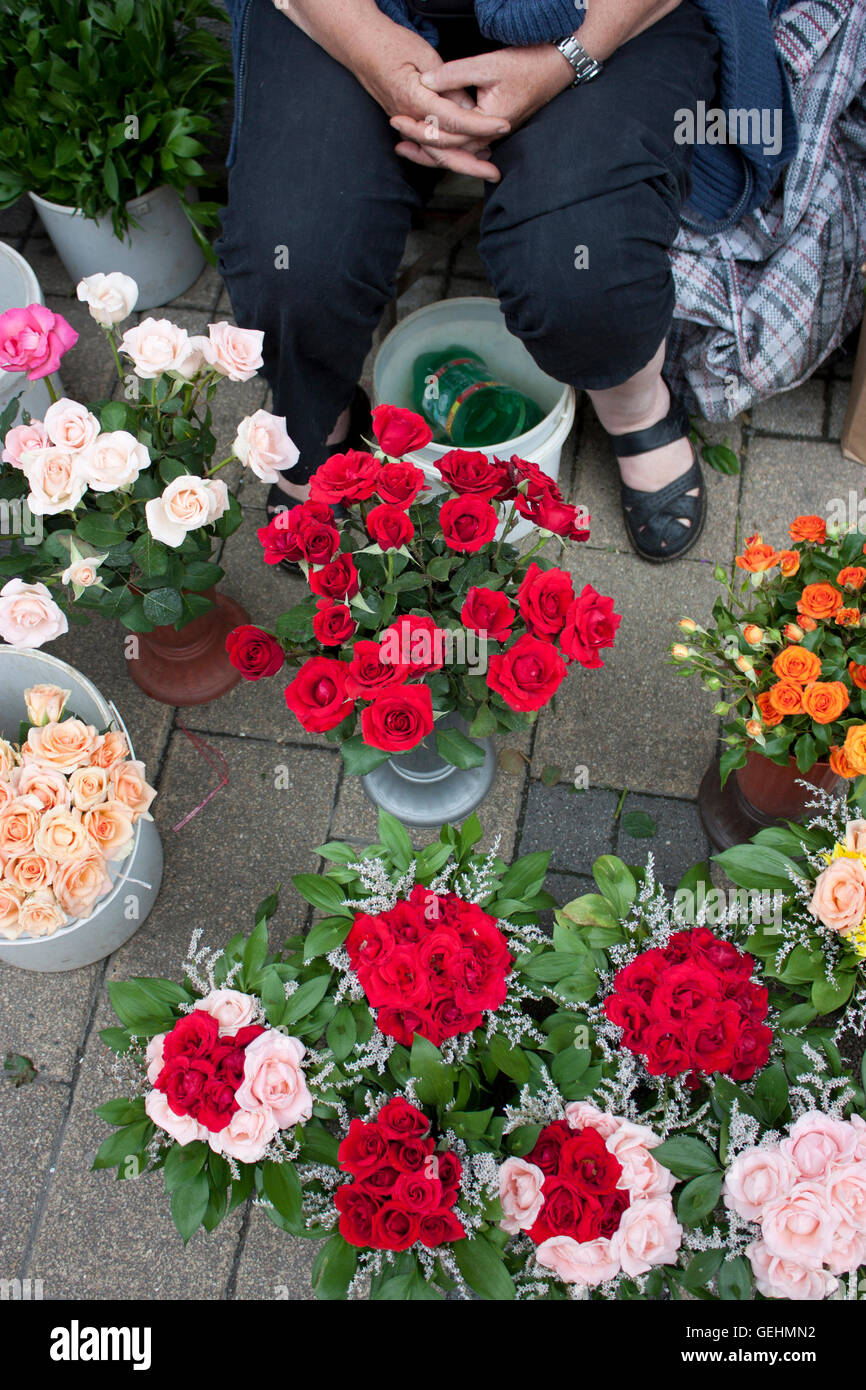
[0,304,78,380]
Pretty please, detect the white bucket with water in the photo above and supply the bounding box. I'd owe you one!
[0,241,58,426]
[374,297,575,540]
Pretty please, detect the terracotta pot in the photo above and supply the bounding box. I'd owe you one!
[126,588,250,706]
[699,748,844,852]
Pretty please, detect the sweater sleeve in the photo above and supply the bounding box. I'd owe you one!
[474,0,587,44]
[375,0,439,43]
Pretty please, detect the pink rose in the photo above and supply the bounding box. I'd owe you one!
[145,475,215,547]
[826,1220,866,1275]
[2,420,49,469]
[234,1030,312,1129]
[145,1087,207,1146]
[616,1197,683,1277]
[232,410,299,483]
[607,1123,676,1200]
[780,1111,857,1179]
[145,1033,165,1085]
[826,1160,866,1234]
[24,684,70,726]
[173,335,212,380]
[498,1157,546,1234]
[76,272,138,326]
[760,1183,837,1265]
[79,431,151,491]
[208,1106,279,1163]
[43,398,100,452]
[723,1146,798,1223]
[535,1235,620,1286]
[204,322,264,382]
[0,303,78,380]
[21,447,86,515]
[564,1101,622,1140]
[120,318,190,378]
[844,820,866,853]
[747,1240,838,1300]
[0,579,68,648]
[851,1114,866,1161]
[809,856,866,935]
[194,989,257,1035]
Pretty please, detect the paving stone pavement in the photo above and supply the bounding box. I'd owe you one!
[0,192,861,1301]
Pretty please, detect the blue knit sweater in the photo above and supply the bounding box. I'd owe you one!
[224,0,798,232]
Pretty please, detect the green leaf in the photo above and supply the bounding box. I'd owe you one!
[676,1172,723,1226]
[163,1140,208,1192]
[620,810,657,840]
[712,843,803,894]
[131,531,169,577]
[95,1097,145,1126]
[292,873,348,915]
[312,1233,358,1300]
[377,809,413,868]
[327,1006,357,1061]
[754,1063,789,1123]
[76,513,126,548]
[262,1160,302,1227]
[3,1051,37,1087]
[652,1136,721,1180]
[453,1234,515,1300]
[435,727,485,769]
[499,851,549,902]
[811,973,856,1014]
[99,401,129,432]
[717,1255,752,1301]
[409,1033,454,1108]
[681,1248,726,1289]
[702,443,740,476]
[556,894,619,933]
[592,855,636,917]
[303,915,351,961]
[170,1170,210,1244]
[283,975,332,1024]
[488,1032,531,1083]
[340,736,390,776]
[182,560,224,591]
[469,704,497,738]
[142,586,184,627]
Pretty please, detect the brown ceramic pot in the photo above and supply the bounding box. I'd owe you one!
[126,589,250,706]
[699,748,843,852]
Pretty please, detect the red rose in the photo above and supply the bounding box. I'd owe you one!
[312,600,356,648]
[527,1120,572,1176]
[212,1043,248,1089]
[376,1097,430,1142]
[295,514,341,566]
[486,633,567,711]
[372,404,432,458]
[614,951,667,1003]
[434,1151,462,1197]
[257,502,338,565]
[686,1004,740,1076]
[308,552,359,600]
[361,683,434,752]
[345,913,396,969]
[161,1010,220,1062]
[460,586,515,643]
[642,1025,691,1077]
[599,1188,631,1238]
[364,946,431,1010]
[345,639,410,698]
[559,585,621,668]
[309,449,380,505]
[338,1118,389,1175]
[527,492,591,540]
[335,1183,381,1246]
[417,1209,465,1247]
[376,460,427,508]
[379,614,446,674]
[196,1076,239,1132]
[439,494,499,553]
[436,449,508,497]
[389,1136,435,1174]
[528,1181,603,1245]
[730,1023,773,1081]
[370,1203,421,1252]
[257,512,303,566]
[517,563,575,640]
[366,503,414,550]
[603,991,651,1048]
[231,1025,266,1049]
[653,962,721,1023]
[225,624,285,681]
[503,455,560,502]
[686,928,755,983]
[284,656,353,733]
[159,1055,213,1116]
[375,1005,426,1047]
[392,1172,443,1213]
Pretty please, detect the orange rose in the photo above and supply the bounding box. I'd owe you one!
[756,691,784,728]
[797,583,843,621]
[801,681,850,724]
[830,745,858,778]
[735,540,780,573]
[778,550,800,577]
[768,679,805,716]
[3,852,54,894]
[849,661,866,690]
[838,567,866,590]
[745,719,764,739]
[89,730,129,770]
[0,796,42,858]
[799,616,818,631]
[783,623,805,643]
[772,646,821,683]
[843,724,866,776]
[836,608,860,628]
[743,624,764,645]
[789,515,827,544]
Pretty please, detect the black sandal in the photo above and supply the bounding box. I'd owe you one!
[607,394,706,563]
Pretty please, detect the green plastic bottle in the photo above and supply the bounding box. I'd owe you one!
[412,345,544,447]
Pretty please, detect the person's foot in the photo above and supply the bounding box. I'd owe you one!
[266,386,372,521]
[605,379,699,535]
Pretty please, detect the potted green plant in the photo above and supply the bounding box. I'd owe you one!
[0,0,232,307]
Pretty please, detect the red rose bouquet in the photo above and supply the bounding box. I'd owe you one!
[227,405,620,775]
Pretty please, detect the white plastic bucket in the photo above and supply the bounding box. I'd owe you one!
[374,297,575,540]
[29,184,205,311]
[0,240,59,425]
[0,646,163,971]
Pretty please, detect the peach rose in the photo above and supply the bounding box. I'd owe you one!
[76,271,138,326]
[109,760,156,820]
[68,765,109,811]
[16,763,70,810]
[205,322,264,382]
[761,1183,836,1264]
[208,1105,279,1163]
[234,1031,312,1129]
[18,889,67,938]
[120,317,190,378]
[4,853,55,894]
[845,821,866,854]
[809,856,866,935]
[564,1101,622,1139]
[145,1033,165,1085]
[22,718,103,775]
[607,1123,676,1200]
[0,578,68,648]
[43,398,100,452]
[79,430,151,492]
[0,795,43,856]
[780,1112,857,1178]
[843,724,866,775]
[0,881,24,939]
[90,730,129,770]
[145,1087,206,1146]
[145,475,213,547]
[194,989,258,1035]
[61,555,105,593]
[232,410,299,483]
[826,1161,866,1235]
[535,1235,620,1286]
[24,683,70,725]
[826,1220,866,1276]
[0,777,19,809]
[723,1146,797,1222]
[84,801,135,862]
[616,1197,683,1277]
[0,738,18,777]
[2,420,49,469]
[21,446,87,515]
[498,1157,546,1234]
[747,1240,837,1301]
[33,806,89,863]
[52,851,112,918]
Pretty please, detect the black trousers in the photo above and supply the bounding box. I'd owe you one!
[215,0,718,482]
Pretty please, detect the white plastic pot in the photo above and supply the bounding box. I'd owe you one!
[374,297,576,541]
[0,646,163,971]
[0,240,61,425]
[29,185,205,311]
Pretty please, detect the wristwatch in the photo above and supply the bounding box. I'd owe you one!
[553,35,604,85]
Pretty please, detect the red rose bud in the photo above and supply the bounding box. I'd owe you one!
[284,656,354,732]
[460,586,516,643]
[360,683,434,752]
[376,460,427,508]
[438,494,498,553]
[225,625,285,680]
[436,449,509,497]
[308,552,359,600]
[366,502,414,550]
[559,585,622,668]
[517,562,575,640]
[312,599,356,647]
[309,449,380,505]
[487,633,567,711]
[371,403,432,458]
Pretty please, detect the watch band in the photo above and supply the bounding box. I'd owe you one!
[554,35,604,85]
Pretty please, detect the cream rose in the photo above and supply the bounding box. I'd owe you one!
[498,1157,546,1234]
[564,1102,623,1140]
[61,556,104,592]
[0,881,24,940]
[747,1240,838,1301]
[616,1197,683,1277]
[809,856,866,935]
[234,1031,312,1129]
[24,684,71,726]
[145,1034,166,1086]
[16,763,70,810]
[723,1146,798,1223]
[536,1234,620,1286]
[0,579,68,649]
[120,317,190,378]
[2,420,49,469]
[84,801,135,862]
[21,447,87,515]
[4,853,55,894]
[76,271,139,326]
[90,730,129,770]
[68,765,109,811]
[23,718,103,775]
[53,851,112,918]
[0,738,18,777]
[33,806,89,863]
[109,760,156,820]
[607,1123,676,1201]
[0,795,43,857]
[232,410,299,483]
[43,398,100,452]
[145,1087,206,1146]
[205,322,264,382]
[79,431,151,492]
[208,1105,279,1163]
[145,475,213,547]
[845,820,866,853]
[18,889,67,938]
[194,989,258,1034]
[203,477,229,524]
[760,1183,837,1265]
